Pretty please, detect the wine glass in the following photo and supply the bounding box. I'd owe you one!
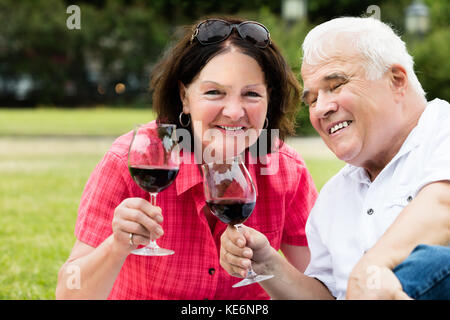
[128,123,180,256]
[201,155,274,287]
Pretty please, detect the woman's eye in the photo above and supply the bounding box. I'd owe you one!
[205,90,221,95]
[245,91,261,97]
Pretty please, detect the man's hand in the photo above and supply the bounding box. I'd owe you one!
[346,257,412,300]
[220,225,275,278]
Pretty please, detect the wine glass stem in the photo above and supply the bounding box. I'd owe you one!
[234,224,257,279]
[149,192,159,248]
[149,192,157,206]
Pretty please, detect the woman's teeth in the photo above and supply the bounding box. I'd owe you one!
[218,126,244,131]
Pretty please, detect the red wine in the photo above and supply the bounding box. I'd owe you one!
[129,165,179,193]
[206,199,256,225]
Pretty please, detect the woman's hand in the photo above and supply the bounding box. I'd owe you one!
[111,197,164,255]
[220,225,275,278]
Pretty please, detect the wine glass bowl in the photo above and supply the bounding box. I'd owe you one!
[202,156,273,287]
[128,123,180,256]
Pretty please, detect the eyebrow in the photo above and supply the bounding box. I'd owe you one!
[301,89,310,104]
[324,72,349,82]
[201,81,231,88]
[301,73,349,103]
[201,81,265,89]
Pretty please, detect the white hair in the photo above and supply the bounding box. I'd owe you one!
[302,17,426,98]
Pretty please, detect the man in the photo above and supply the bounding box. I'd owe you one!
[219,17,450,300]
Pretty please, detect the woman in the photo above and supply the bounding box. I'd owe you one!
[56,17,317,300]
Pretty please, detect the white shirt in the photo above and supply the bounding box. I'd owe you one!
[304,99,450,300]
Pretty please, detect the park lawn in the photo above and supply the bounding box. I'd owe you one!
[0,107,156,136]
[0,107,344,299]
[0,137,111,299]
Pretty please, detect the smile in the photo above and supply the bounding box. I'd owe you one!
[217,125,245,131]
[329,121,352,135]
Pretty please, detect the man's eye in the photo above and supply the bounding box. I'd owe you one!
[331,82,344,91]
[309,99,317,107]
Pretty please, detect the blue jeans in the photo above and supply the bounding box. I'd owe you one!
[393,244,450,300]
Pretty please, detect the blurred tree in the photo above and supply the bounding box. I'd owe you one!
[410,28,450,102]
[0,0,448,115]
[307,0,383,23]
[0,0,85,105]
[80,0,170,103]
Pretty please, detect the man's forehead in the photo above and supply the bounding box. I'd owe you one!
[302,63,347,88]
[301,54,364,84]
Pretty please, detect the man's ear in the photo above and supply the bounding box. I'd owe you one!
[178,81,190,113]
[389,64,408,99]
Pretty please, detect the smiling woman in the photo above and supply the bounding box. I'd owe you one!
[152,18,302,160]
[55,16,318,300]
[179,47,268,161]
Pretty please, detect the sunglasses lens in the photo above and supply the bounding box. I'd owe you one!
[238,22,270,48]
[197,20,231,44]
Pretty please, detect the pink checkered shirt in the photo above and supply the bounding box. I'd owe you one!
[75,125,318,300]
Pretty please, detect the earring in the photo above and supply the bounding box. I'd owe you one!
[179,111,191,127]
[263,117,269,129]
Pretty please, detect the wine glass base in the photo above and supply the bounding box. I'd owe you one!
[232,274,274,288]
[131,247,175,256]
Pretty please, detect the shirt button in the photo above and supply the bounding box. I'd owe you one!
[208,268,215,275]
[407,196,413,202]
[367,208,374,215]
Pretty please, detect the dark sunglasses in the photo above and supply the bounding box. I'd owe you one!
[190,19,272,48]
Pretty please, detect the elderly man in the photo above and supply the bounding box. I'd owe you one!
[219,17,450,300]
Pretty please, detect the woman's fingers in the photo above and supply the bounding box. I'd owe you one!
[112,198,166,252]
[126,232,150,248]
[121,207,164,240]
[124,197,163,223]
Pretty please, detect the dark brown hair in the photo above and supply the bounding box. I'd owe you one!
[150,16,302,155]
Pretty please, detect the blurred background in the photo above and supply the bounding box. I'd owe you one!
[0,0,448,299]
[1,0,448,133]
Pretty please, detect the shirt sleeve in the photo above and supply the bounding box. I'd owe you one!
[281,160,318,246]
[303,204,337,298]
[416,104,450,192]
[75,150,137,248]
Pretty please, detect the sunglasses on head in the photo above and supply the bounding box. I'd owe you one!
[190,19,272,48]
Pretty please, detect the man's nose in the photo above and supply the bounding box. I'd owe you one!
[313,92,338,119]
[222,96,245,121]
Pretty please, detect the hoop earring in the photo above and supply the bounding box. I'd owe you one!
[263,117,269,129]
[179,112,191,127]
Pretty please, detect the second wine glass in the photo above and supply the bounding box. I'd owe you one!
[201,155,274,287]
[128,123,180,256]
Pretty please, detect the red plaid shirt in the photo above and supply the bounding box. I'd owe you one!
[75,126,318,300]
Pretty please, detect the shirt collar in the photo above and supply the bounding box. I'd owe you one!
[175,151,259,196]
[175,151,203,196]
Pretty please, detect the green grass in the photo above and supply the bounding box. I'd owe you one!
[303,157,345,190]
[0,107,156,136]
[0,137,111,299]
[0,107,344,299]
